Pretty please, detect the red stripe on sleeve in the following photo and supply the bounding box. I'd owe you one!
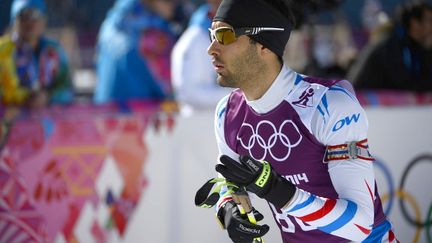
[354,223,371,235]
[389,230,395,242]
[297,199,337,222]
[365,180,374,203]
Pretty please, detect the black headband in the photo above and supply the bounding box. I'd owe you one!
[214,0,292,58]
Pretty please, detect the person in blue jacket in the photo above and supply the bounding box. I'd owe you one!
[94,0,178,104]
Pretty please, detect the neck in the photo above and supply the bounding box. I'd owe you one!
[242,62,282,101]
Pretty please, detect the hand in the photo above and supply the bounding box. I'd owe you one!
[215,155,296,208]
[218,200,269,243]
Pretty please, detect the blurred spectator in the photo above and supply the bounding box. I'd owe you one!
[171,0,231,110]
[94,0,179,104]
[0,0,73,109]
[285,0,355,79]
[304,22,358,79]
[348,1,432,91]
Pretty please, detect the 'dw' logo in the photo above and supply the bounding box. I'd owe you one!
[332,113,361,132]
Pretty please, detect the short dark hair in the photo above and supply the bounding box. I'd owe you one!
[398,2,432,31]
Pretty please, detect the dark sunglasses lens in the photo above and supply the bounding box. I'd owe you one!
[216,29,236,45]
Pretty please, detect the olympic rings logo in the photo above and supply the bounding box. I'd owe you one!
[374,154,432,243]
[236,120,302,162]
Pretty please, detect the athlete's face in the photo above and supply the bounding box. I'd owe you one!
[207,21,264,89]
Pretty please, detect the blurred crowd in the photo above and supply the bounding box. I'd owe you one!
[0,0,431,115]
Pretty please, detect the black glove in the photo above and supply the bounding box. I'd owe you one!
[218,200,269,243]
[215,155,296,209]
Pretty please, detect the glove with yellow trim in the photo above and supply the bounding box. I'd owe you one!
[215,155,296,209]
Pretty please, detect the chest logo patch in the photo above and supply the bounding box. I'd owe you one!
[293,87,315,108]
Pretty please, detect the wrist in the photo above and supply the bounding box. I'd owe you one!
[216,200,235,229]
[217,196,233,210]
[245,161,273,197]
[244,160,296,208]
[262,172,297,209]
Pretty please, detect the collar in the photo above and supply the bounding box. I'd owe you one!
[246,64,296,114]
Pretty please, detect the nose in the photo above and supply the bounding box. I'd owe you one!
[207,39,219,57]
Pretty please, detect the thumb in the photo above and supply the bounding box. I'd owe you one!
[252,207,264,222]
[256,224,270,237]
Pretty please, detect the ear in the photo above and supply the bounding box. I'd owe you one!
[257,44,273,57]
[259,45,280,63]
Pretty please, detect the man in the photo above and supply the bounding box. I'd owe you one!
[0,0,73,109]
[348,2,432,91]
[207,0,399,242]
[171,0,230,110]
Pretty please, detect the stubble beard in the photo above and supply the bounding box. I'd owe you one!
[216,44,263,89]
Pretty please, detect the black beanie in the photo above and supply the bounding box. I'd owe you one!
[213,0,292,58]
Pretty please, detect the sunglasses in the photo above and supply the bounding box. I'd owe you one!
[208,26,284,45]
[18,8,44,22]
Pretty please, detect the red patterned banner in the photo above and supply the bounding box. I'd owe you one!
[0,101,176,242]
